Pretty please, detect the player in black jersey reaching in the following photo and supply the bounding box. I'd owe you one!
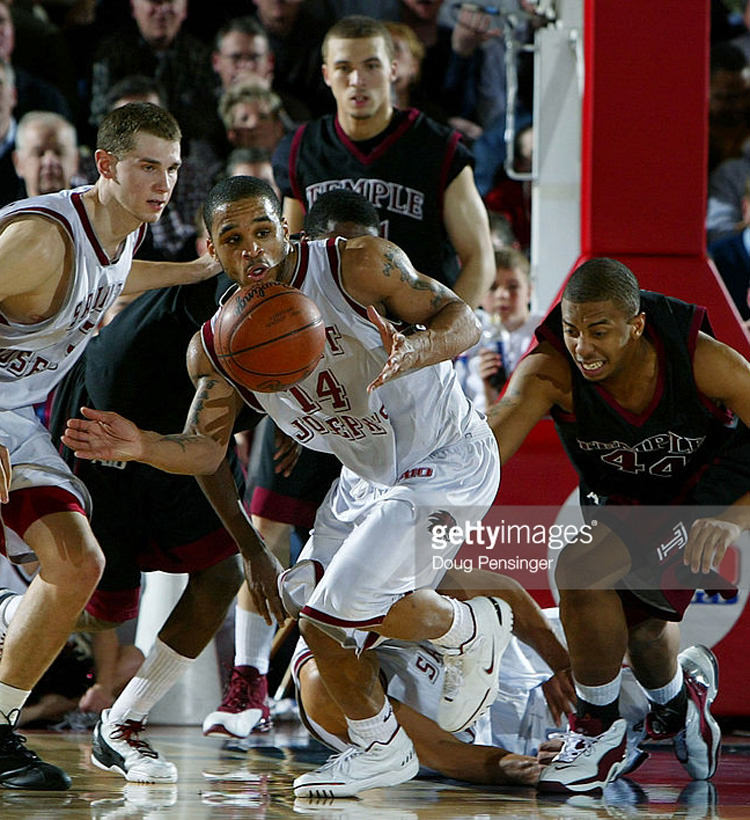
[488,257,750,794]
[272,15,494,307]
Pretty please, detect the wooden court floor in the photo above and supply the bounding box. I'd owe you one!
[3,720,750,819]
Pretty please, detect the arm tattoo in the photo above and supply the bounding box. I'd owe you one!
[159,433,194,452]
[187,378,236,442]
[382,248,449,310]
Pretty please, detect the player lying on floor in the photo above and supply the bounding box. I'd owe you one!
[290,568,708,788]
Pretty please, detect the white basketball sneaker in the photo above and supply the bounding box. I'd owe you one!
[437,596,513,733]
[537,716,628,794]
[293,725,419,798]
[91,709,177,783]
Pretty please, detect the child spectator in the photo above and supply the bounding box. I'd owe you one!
[456,248,542,411]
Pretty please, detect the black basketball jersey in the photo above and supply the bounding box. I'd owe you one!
[80,278,228,432]
[536,291,748,505]
[273,108,472,288]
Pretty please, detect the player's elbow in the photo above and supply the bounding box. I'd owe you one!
[194,450,225,475]
[180,435,225,475]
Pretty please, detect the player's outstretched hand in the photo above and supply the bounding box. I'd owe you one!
[0,443,10,503]
[541,667,575,726]
[61,407,144,462]
[684,516,742,575]
[243,547,286,625]
[367,305,419,392]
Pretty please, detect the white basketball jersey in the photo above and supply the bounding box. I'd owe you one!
[203,237,485,486]
[0,187,146,409]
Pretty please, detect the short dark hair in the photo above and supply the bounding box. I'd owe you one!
[105,74,167,111]
[215,15,268,50]
[304,190,380,239]
[226,147,273,174]
[563,257,641,318]
[96,102,180,156]
[322,15,395,62]
[203,175,281,235]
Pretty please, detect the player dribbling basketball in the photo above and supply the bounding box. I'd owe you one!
[62,175,507,799]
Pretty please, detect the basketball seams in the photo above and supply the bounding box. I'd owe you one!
[213,281,326,390]
[222,317,325,359]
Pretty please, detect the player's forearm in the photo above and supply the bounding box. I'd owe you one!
[195,461,268,558]
[138,429,225,475]
[411,299,481,366]
[450,251,495,309]
[124,256,217,295]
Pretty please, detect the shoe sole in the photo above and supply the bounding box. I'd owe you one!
[202,717,273,738]
[90,751,178,783]
[293,753,420,798]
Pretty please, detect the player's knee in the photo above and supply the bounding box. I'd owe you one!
[189,555,243,601]
[43,542,105,593]
[628,616,669,648]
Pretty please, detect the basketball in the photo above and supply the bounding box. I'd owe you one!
[213,281,326,392]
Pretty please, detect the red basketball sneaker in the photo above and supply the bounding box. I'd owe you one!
[202,666,272,739]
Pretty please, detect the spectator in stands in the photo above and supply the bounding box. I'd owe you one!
[708,43,750,174]
[488,210,520,251]
[213,15,310,124]
[391,0,518,140]
[89,0,216,146]
[708,176,750,326]
[213,16,274,87]
[0,59,20,205]
[384,21,449,124]
[455,247,541,411]
[730,1,750,63]
[250,0,334,117]
[707,146,750,244]
[484,124,533,252]
[0,1,72,122]
[219,81,287,153]
[12,110,79,199]
[385,20,423,109]
[226,146,279,197]
[273,15,494,307]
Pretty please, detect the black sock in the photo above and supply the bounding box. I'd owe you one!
[575,697,620,730]
[649,685,688,734]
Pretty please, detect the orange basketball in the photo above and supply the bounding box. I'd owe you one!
[213,281,326,392]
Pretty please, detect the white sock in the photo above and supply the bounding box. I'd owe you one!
[346,699,398,747]
[0,591,22,631]
[234,607,275,674]
[575,670,622,706]
[0,680,30,726]
[431,597,475,651]
[108,637,194,724]
[643,665,684,705]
